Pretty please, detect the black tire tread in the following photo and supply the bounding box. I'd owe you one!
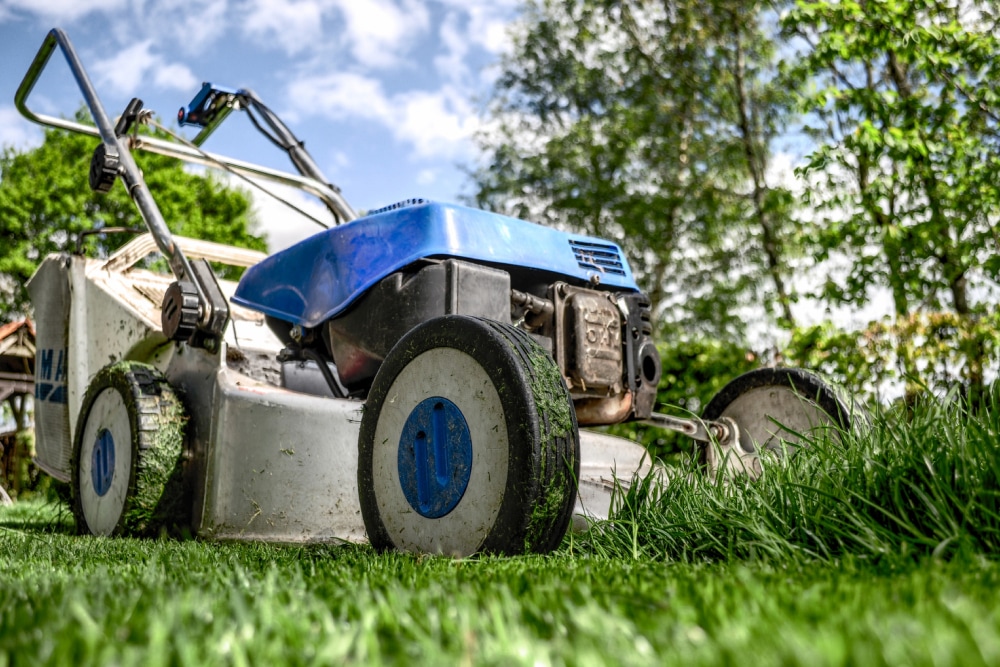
[478,319,579,554]
[71,361,189,537]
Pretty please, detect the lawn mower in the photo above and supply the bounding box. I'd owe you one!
[15,29,858,555]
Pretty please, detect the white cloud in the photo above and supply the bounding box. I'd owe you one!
[466,6,516,56]
[92,40,197,94]
[287,72,393,123]
[0,107,40,150]
[241,0,328,55]
[153,62,199,91]
[237,0,498,66]
[436,0,518,55]
[434,11,468,84]
[0,0,126,22]
[415,168,437,185]
[394,87,478,159]
[0,0,228,55]
[288,72,479,160]
[134,0,230,54]
[328,150,350,169]
[429,3,518,92]
[329,0,430,68]
[92,40,157,94]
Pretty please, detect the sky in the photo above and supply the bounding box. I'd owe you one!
[0,0,520,250]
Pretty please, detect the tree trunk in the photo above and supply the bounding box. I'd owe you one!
[731,11,796,328]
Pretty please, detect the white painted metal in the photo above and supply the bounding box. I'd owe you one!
[196,364,366,543]
[370,347,510,556]
[28,247,365,543]
[77,388,132,535]
[28,237,276,483]
[574,430,656,529]
[101,233,267,273]
[27,257,73,481]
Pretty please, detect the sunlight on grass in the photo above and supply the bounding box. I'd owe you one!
[1,395,998,665]
[581,393,1000,564]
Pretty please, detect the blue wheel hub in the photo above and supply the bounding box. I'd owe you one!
[91,428,115,497]
[397,397,473,518]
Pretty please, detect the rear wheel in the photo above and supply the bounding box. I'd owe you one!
[701,367,854,479]
[359,316,580,556]
[72,362,188,536]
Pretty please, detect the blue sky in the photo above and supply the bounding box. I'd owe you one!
[0,0,519,249]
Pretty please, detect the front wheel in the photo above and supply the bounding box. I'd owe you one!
[358,316,580,556]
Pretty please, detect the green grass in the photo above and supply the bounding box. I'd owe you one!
[1,395,999,665]
[591,395,1000,563]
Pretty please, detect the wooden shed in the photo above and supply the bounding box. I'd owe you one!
[0,320,35,502]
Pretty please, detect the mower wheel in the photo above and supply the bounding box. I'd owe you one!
[359,315,580,556]
[72,362,188,537]
[700,367,855,479]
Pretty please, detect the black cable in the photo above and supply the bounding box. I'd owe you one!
[301,348,348,398]
[243,104,288,150]
[244,100,346,226]
[149,118,330,229]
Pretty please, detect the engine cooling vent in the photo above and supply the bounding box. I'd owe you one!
[368,198,428,216]
[568,239,627,276]
[636,293,653,336]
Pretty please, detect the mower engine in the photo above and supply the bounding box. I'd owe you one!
[233,199,661,426]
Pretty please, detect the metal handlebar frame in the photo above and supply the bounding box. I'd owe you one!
[16,29,194,280]
[15,28,240,339]
[13,29,358,341]
[15,29,356,227]
[177,83,354,223]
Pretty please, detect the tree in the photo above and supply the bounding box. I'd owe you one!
[472,0,801,341]
[782,0,1000,402]
[0,113,266,322]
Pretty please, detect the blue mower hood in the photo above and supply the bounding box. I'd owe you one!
[232,200,638,328]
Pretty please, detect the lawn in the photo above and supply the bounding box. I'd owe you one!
[1,396,998,666]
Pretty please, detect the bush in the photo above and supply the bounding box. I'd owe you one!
[783,313,1000,407]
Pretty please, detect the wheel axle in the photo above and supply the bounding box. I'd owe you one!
[639,412,733,444]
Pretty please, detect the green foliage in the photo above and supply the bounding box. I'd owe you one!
[472,0,801,339]
[781,0,1000,398]
[783,321,895,401]
[474,0,1000,399]
[785,314,1000,404]
[0,113,266,322]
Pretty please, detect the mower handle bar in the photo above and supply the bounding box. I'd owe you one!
[15,29,197,285]
[14,29,356,226]
[16,28,239,337]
